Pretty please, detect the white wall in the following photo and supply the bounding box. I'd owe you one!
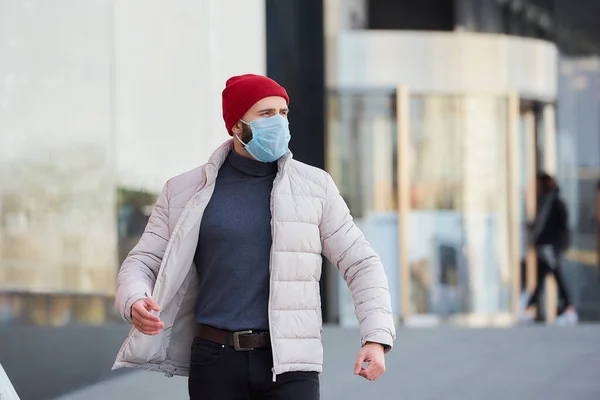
[0,0,266,294]
[334,31,558,102]
[0,0,116,294]
[114,0,266,192]
[324,0,367,90]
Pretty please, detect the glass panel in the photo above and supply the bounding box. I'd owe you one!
[327,90,400,326]
[117,188,156,265]
[407,95,511,316]
[0,22,118,326]
[556,56,600,321]
[517,111,528,262]
[328,91,398,217]
[519,108,536,294]
[536,108,545,171]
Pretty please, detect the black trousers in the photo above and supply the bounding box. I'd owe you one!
[188,338,320,400]
[527,246,572,313]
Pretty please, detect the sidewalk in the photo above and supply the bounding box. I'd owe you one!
[56,325,600,400]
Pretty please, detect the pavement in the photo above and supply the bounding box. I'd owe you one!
[55,325,600,400]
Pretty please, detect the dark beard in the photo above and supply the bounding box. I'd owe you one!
[241,123,253,144]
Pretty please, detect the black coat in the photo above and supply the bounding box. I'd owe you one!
[533,189,570,253]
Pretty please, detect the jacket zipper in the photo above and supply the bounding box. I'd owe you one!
[268,162,286,382]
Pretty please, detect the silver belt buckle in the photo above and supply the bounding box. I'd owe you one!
[232,330,254,351]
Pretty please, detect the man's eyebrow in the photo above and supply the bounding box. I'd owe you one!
[256,107,289,113]
[257,108,277,113]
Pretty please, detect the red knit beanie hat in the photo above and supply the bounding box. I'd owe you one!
[222,74,289,135]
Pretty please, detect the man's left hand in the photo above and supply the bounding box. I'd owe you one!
[354,342,386,381]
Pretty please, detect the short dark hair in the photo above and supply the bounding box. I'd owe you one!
[537,171,557,191]
[537,171,552,181]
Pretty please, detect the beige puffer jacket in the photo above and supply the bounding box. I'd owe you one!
[113,140,396,378]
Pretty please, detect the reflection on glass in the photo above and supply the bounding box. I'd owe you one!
[556,56,600,320]
[327,91,398,217]
[0,292,122,327]
[0,185,155,327]
[517,109,530,290]
[117,188,156,265]
[329,91,514,320]
[408,96,511,316]
[327,91,400,325]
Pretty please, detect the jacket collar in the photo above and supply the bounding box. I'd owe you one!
[206,139,293,176]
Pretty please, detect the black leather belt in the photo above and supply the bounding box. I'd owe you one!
[195,324,271,351]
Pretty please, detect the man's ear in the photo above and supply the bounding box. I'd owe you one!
[231,121,243,136]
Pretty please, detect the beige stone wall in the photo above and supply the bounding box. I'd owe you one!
[0,0,117,295]
[0,142,117,296]
[0,0,267,299]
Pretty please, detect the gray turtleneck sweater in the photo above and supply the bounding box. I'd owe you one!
[193,149,277,331]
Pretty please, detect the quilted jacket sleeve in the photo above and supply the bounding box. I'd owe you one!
[319,173,396,351]
[115,183,170,322]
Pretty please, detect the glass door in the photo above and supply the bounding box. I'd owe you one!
[520,106,538,304]
[519,103,560,322]
[398,89,519,325]
[327,87,542,326]
[327,90,400,327]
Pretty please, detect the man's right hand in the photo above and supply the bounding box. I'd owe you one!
[131,297,164,335]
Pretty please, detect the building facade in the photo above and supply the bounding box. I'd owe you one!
[0,1,266,398]
[1,0,600,398]
[322,0,600,326]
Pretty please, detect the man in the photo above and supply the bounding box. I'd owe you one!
[113,74,396,399]
[521,172,577,325]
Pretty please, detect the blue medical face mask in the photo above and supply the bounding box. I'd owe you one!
[236,114,291,163]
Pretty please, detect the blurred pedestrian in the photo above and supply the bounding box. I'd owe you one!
[520,172,577,325]
[113,74,396,399]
